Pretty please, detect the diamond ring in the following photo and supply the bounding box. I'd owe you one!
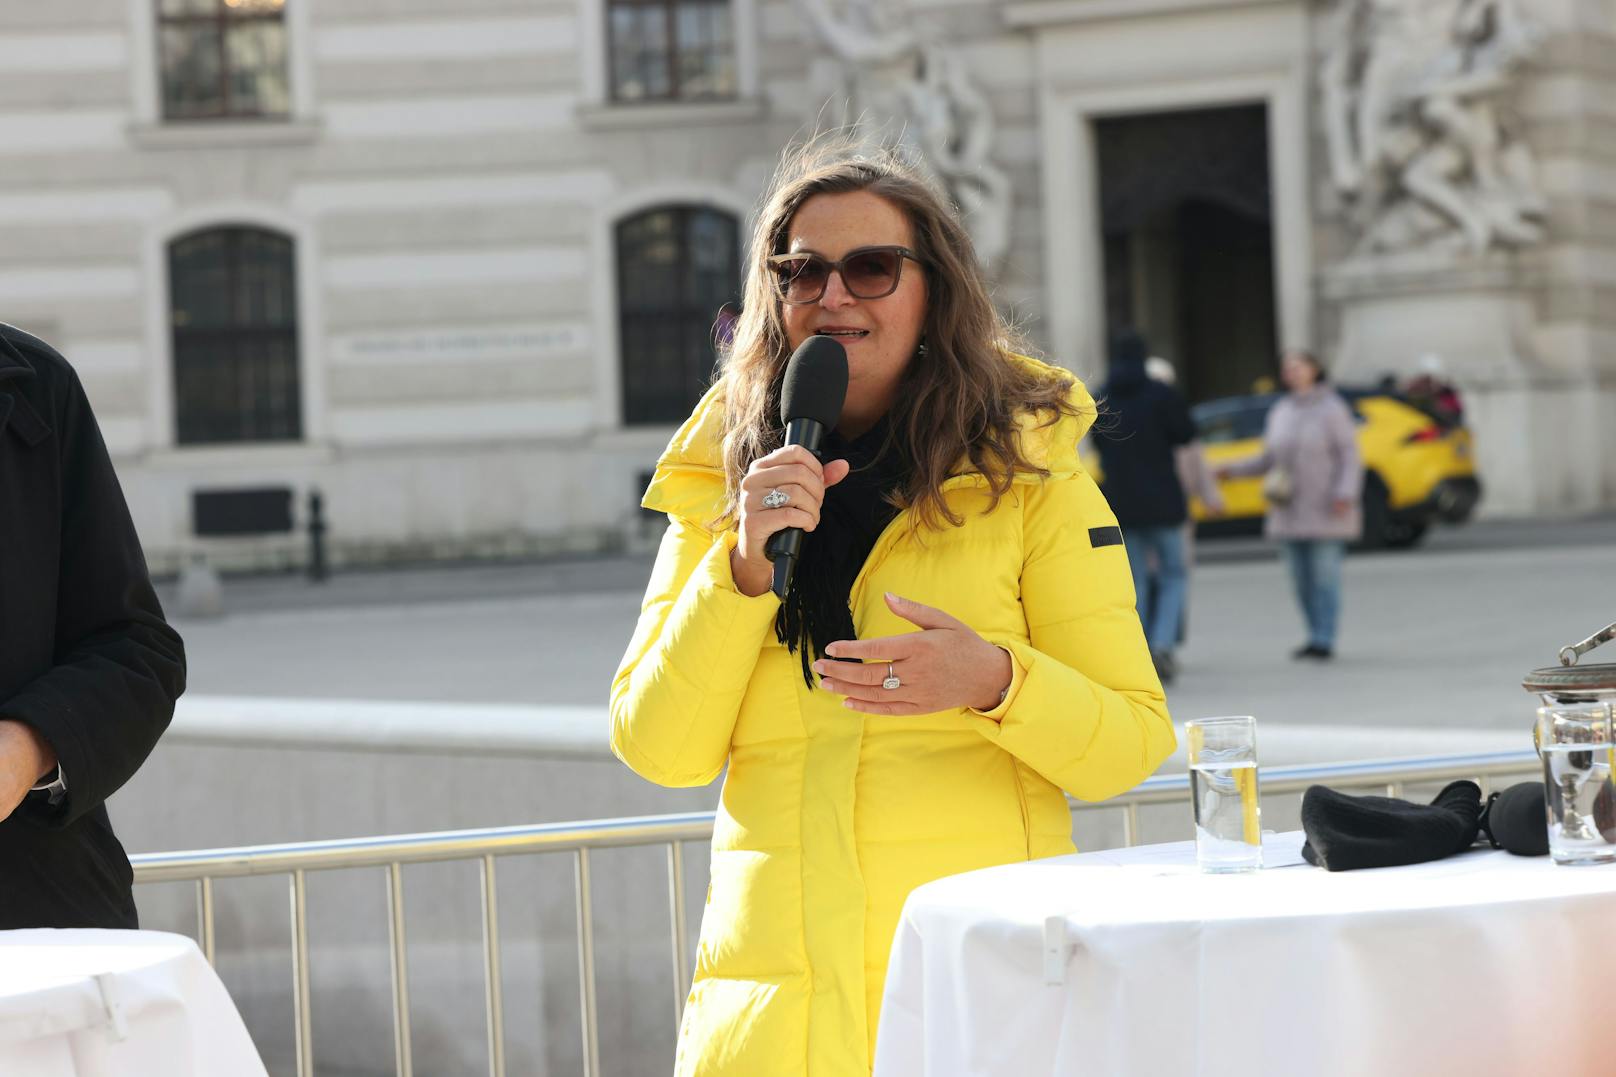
[762,488,790,510]
[882,662,901,691]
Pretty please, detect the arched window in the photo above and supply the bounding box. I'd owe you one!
[169,226,302,445]
[616,205,739,425]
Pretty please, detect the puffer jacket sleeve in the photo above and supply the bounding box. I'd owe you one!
[609,517,782,787]
[1222,401,1282,479]
[1326,395,1364,504]
[967,470,1176,801]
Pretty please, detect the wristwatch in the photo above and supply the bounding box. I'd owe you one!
[30,763,66,806]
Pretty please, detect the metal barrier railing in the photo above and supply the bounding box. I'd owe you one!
[130,749,1540,1077]
[1102,748,1539,846]
[133,812,714,1077]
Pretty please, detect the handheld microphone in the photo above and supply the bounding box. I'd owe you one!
[765,336,849,600]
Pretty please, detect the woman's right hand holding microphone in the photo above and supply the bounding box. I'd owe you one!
[730,446,850,598]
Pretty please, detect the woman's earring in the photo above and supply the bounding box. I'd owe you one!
[916,338,928,358]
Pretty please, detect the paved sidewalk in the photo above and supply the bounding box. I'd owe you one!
[156,548,656,614]
[163,515,1616,746]
[155,512,1616,615]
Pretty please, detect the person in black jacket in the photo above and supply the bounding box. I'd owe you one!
[0,323,186,929]
[1094,330,1197,682]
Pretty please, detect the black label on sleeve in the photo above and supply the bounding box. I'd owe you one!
[1088,526,1124,548]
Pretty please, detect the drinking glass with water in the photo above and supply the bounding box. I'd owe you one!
[1187,716,1262,873]
[1537,703,1616,866]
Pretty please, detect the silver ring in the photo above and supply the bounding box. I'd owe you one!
[882,662,901,691]
[762,488,790,510]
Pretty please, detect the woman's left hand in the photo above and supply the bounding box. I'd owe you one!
[814,593,1013,716]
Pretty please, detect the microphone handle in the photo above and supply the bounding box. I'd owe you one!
[765,418,828,598]
[770,555,794,601]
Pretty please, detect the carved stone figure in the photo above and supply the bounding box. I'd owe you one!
[799,0,915,66]
[798,0,1012,266]
[900,47,1012,265]
[798,0,916,134]
[1321,0,1546,255]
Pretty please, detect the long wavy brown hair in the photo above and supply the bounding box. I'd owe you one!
[716,135,1082,531]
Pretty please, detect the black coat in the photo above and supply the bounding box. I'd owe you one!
[1094,357,1197,528]
[0,325,186,929]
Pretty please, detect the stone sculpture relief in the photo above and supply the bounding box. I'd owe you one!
[798,0,1012,266]
[1322,0,1547,255]
[799,0,916,67]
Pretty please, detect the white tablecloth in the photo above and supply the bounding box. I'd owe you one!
[0,929,267,1077]
[875,832,1616,1077]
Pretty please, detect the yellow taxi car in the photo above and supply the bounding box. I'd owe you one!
[1188,388,1482,548]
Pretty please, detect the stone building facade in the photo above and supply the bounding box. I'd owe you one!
[1,0,1610,574]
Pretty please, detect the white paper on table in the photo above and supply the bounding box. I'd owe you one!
[1076,830,1309,872]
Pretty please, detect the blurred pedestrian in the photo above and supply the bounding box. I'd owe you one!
[1144,356,1225,646]
[713,301,741,350]
[0,324,186,928]
[1217,349,1362,660]
[1095,331,1197,682]
[1404,353,1463,426]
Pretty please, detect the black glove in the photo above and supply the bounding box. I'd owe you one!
[1301,779,1483,871]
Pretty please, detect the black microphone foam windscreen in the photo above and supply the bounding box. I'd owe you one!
[779,336,849,430]
[1488,781,1550,856]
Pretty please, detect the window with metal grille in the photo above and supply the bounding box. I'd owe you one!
[169,227,302,445]
[617,205,739,426]
[157,0,290,121]
[607,0,736,103]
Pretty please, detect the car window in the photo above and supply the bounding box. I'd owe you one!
[1193,398,1274,443]
[1337,387,1377,425]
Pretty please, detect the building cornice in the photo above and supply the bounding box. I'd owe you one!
[573,97,768,132]
[1005,0,1293,29]
[128,120,324,152]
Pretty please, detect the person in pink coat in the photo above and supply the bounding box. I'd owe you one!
[1217,350,1363,659]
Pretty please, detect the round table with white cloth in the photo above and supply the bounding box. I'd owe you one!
[0,929,267,1076]
[874,831,1616,1077]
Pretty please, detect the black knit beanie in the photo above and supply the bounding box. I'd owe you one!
[1300,780,1483,871]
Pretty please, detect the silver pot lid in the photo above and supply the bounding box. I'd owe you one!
[1524,622,1616,696]
[1523,663,1616,697]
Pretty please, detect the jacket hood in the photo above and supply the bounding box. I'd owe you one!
[1101,355,1149,397]
[642,353,1097,524]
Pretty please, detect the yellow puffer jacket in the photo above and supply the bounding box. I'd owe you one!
[611,360,1175,1075]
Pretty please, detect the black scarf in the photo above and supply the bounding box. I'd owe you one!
[775,416,909,687]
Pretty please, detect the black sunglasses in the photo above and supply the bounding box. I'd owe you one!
[766,245,923,305]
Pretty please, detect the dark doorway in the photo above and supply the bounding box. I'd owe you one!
[1095,104,1277,403]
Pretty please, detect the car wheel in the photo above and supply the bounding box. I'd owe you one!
[1384,521,1429,549]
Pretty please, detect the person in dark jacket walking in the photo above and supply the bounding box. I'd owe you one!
[1094,330,1197,681]
[0,323,186,929]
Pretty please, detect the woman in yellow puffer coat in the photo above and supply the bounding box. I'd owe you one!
[610,139,1176,1075]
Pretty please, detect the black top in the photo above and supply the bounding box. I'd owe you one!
[775,416,907,686]
[1093,357,1197,528]
[0,324,186,929]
